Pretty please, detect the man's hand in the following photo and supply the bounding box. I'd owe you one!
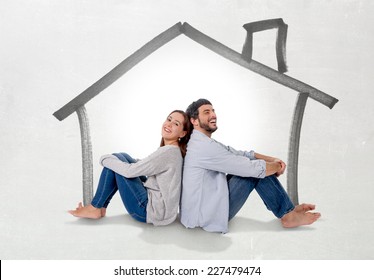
[255,152,286,177]
[265,161,283,176]
[274,159,286,177]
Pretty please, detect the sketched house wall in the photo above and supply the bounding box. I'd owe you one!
[53,19,339,206]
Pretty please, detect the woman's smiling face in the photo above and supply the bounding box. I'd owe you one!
[161,111,187,145]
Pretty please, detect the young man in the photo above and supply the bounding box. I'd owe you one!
[180,98,320,233]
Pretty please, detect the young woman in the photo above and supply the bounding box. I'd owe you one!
[69,110,192,226]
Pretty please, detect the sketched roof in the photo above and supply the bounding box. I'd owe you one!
[53,21,338,121]
[53,20,339,206]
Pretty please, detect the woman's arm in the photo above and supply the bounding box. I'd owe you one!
[100,146,176,178]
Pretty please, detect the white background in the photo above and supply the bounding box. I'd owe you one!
[1,0,373,261]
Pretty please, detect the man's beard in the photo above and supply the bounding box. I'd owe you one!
[198,118,218,133]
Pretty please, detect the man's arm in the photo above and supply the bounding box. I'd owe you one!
[254,152,286,177]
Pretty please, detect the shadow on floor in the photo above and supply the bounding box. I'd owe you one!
[65,213,316,256]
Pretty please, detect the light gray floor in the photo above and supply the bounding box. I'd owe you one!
[1,0,374,260]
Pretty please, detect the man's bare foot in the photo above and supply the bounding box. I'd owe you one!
[68,202,105,219]
[281,204,321,228]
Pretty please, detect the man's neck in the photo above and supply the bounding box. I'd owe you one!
[195,127,212,138]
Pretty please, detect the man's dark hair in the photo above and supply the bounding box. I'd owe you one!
[186,98,212,120]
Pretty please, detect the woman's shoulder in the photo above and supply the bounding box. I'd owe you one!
[157,145,182,158]
[157,144,178,150]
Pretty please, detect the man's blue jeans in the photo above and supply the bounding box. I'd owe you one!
[228,175,294,220]
[91,153,148,223]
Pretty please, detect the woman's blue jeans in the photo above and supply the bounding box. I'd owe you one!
[228,175,295,220]
[91,153,148,223]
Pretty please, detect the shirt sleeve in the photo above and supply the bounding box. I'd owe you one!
[99,147,172,178]
[198,140,266,178]
[215,140,256,160]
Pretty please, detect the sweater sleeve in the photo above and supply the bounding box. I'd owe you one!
[99,147,173,178]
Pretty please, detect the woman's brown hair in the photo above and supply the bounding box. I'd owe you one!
[160,110,192,158]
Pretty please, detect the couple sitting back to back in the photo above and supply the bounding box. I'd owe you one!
[69,98,320,233]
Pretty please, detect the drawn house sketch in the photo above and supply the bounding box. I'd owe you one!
[53,19,339,206]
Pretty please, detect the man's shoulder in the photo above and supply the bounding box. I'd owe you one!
[187,132,226,160]
[188,131,214,149]
[190,130,213,142]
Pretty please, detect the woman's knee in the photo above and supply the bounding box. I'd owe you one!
[112,152,136,163]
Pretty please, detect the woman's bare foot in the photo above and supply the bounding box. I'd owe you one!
[101,208,106,217]
[281,203,321,228]
[294,203,315,213]
[68,202,105,219]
